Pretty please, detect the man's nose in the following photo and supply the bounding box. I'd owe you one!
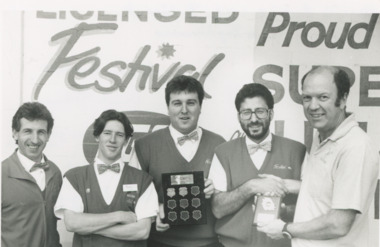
[181,104,188,113]
[309,98,320,110]
[31,132,39,143]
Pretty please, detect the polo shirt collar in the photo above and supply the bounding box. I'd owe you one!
[320,113,358,144]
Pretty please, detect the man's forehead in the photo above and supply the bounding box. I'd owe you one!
[19,118,48,128]
[170,91,199,100]
[306,67,334,82]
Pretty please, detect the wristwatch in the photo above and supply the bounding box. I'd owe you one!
[282,223,293,239]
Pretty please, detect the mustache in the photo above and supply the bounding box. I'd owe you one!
[247,122,262,128]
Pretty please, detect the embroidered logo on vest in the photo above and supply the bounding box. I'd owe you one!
[274,164,292,170]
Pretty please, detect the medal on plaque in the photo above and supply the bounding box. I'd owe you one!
[253,195,282,225]
[167,188,175,198]
[161,171,207,225]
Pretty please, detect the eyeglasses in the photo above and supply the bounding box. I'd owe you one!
[239,108,269,120]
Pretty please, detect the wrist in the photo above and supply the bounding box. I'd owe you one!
[282,222,293,239]
[246,179,259,196]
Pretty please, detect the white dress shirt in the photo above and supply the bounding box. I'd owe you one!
[17,150,46,191]
[129,125,203,169]
[209,134,272,192]
[54,157,158,221]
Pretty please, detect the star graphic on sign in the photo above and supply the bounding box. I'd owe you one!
[157,43,176,59]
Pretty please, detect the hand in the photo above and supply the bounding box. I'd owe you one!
[117,211,137,224]
[156,204,170,232]
[250,174,288,196]
[204,178,215,199]
[257,219,286,240]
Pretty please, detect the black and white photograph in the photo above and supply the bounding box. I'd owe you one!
[1,1,379,246]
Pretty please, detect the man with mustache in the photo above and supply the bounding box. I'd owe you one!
[209,83,306,247]
[130,75,226,247]
[257,66,379,247]
[54,110,158,247]
[2,102,62,247]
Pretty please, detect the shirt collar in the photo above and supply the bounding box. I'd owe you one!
[16,149,45,172]
[319,113,358,144]
[94,157,124,174]
[245,132,272,147]
[169,125,201,142]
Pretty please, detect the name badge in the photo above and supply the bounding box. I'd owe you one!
[123,184,138,192]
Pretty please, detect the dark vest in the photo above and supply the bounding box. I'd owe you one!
[215,135,306,247]
[2,152,62,247]
[65,164,152,247]
[134,128,225,247]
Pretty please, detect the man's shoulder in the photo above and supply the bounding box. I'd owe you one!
[215,137,244,152]
[45,159,62,175]
[273,135,306,150]
[64,164,91,177]
[201,128,226,143]
[135,128,168,144]
[124,164,152,179]
[2,152,20,174]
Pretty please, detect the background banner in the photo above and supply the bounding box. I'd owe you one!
[1,11,379,246]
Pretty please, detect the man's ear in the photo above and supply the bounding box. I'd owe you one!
[12,129,18,142]
[269,109,274,121]
[340,93,348,110]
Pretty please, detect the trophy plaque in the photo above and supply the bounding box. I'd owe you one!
[253,195,282,225]
[161,171,207,225]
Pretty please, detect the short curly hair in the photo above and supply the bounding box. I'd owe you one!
[12,102,54,133]
[235,83,274,111]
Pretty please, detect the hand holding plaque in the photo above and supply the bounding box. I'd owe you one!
[253,195,282,225]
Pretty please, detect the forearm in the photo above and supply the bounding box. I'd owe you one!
[283,179,301,194]
[288,209,357,240]
[211,184,254,219]
[63,210,128,235]
[95,218,152,240]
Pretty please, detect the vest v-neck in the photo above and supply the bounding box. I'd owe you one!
[241,137,272,174]
[164,127,205,165]
[88,163,127,207]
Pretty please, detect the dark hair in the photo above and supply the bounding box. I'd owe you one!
[12,102,54,133]
[235,83,274,111]
[301,66,350,107]
[165,75,205,106]
[93,110,134,137]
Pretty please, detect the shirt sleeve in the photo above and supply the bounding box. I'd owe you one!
[129,147,142,170]
[331,142,379,213]
[208,154,227,192]
[300,152,309,181]
[54,177,84,219]
[135,182,159,220]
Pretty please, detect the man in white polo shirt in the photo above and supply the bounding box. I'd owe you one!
[257,66,379,247]
[54,109,158,247]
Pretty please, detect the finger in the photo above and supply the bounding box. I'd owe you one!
[204,179,212,187]
[258,174,270,179]
[204,192,213,199]
[260,174,282,182]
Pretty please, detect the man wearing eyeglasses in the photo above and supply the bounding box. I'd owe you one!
[209,83,306,247]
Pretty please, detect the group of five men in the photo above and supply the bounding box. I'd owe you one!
[2,66,379,247]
